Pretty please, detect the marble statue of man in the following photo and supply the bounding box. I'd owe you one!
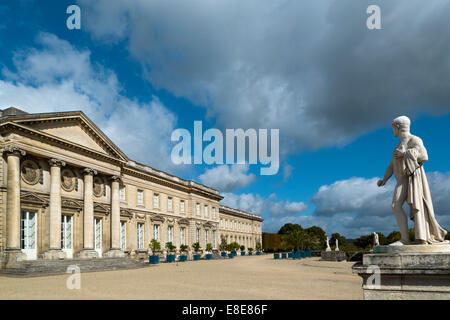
[335,239,339,251]
[377,116,448,245]
[373,232,380,247]
[326,237,331,251]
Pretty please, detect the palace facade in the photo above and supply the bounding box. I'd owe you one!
[0,108,262,268]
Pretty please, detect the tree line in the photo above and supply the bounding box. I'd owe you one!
[262,223,450,252]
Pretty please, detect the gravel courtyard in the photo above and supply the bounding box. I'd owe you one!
[0,256,363,300]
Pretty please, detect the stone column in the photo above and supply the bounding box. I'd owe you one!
[105,175,124,257]
[76,168,98,259]
[43,159,66,260]
[3,146,27,267]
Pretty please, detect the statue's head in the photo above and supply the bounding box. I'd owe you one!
[392,116,411,137]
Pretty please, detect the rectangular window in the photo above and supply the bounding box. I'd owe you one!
[153,193,159,209]
[120,221,126,250]
[168,197,173,211]
[153,224,159,240]
[137,190,144,205]
[180,227,185,245]
[168,226,173,243]
[204,205,208,217]
[212,231,216,248]
[61,215,73,250]
[205,230,209,248]
[180,200,185,213]
[196,229,200,243]
[137,223,144,249]
[212,207,216,219]
[196,203,200,216]
[119,186,126,202]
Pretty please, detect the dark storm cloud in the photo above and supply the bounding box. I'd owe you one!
[79,0,450,155]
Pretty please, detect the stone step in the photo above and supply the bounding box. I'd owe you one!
[1,257,149,277]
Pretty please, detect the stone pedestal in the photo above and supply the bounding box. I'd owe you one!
[321,250,346,261]
[75,249,99,259]
[104,249,125,258]
[353,244,450,300]
[41,249,66,260]
[2,249,27,268]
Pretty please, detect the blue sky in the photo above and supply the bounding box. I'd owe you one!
[1,0,450,238]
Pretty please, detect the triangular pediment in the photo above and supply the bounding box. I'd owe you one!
[94,202,110,214]
[6,111,128,162]
[20,192,49,207]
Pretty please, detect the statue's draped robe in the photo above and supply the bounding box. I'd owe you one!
[404,149,447,243]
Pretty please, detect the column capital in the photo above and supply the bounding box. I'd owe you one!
[110,175,122,183]
[3,145,26,157]
[83,168,97,176]
[48,158,66,168]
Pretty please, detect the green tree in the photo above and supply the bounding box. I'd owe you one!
[180,244,189,252]
[165,241,176,252]
[192,242,201,252]
[206,243,213,252]
[149,239,161,252]
[281,229,319,250]
[255,241,262,251]
[353,234,373,249]
[330,233,347,247]
[408,228,415,242]
[304,226,327,249]
[219,237,228,251]
[278,223,303,235]
[387,231,401,244]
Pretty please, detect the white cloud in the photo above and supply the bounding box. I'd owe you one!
[0,32,179,172]
[198,165,257,192]
[311,177,395,217]
[221,192,307,218]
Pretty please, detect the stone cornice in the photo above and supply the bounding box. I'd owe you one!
[122,167,223,202]
[219,205,264,222]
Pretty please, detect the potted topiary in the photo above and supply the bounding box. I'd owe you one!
[205,243,213,260]
[165,242,176,263]
[179,244,189,262]
[256,242,262,255]
[240,245,246,256]
[219,238,228,257]
[149,239,161,264]
[248,248,254,256]
[273,247,280,259]
[192,242,202,261]
[281,248,287,259]
[231,242,239,256]
[227,244,234,259]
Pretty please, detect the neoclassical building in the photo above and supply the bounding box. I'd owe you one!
[0,107,263,268]
[219,206,262,249]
